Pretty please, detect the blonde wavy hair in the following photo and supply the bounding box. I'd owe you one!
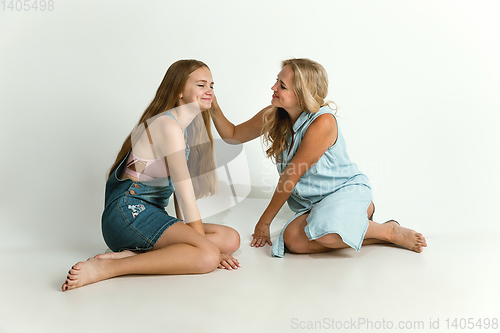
[262,58,336,162]
[108,59,218,198]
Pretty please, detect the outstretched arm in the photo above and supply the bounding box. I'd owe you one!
[210,95,270,144]
[251,114,338,247]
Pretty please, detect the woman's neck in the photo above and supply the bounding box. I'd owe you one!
[171,102,201,129]
[285,106,302,126]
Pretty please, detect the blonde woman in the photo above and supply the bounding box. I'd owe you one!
[62,60,240,292]
[211,58,426,257]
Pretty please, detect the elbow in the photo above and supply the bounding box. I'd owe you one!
[221,126,238,144]
[221,137,243,145]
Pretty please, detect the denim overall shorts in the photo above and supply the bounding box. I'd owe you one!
[101,152,181,252]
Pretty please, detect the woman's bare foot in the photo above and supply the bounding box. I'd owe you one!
[385,221,427,253]
[61,258,113,292]
[94,250,137,260]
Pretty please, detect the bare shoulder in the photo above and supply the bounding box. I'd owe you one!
[308,113,337,132]
[304,113,338,146]
[148,113,183,137]
[147,113,185,155]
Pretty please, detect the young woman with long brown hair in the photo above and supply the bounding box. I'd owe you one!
[62,60,240,292]
[211,58,426,258]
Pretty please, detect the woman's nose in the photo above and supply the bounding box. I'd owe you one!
[271,82,278,91]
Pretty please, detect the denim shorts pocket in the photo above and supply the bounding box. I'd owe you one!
[102,196,156,251]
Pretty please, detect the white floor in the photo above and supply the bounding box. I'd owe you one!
[1,198,499,333]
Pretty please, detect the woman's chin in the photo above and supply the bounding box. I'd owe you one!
[199,102,211,111]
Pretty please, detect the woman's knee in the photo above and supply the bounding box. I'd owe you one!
[223,227,240,254]
[207,224,240,254]
[285,239,311,254]
[195,242,221,273]
[283,226,310,254]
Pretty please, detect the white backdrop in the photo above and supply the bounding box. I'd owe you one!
[1,0,499,251]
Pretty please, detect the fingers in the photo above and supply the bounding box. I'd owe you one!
[251,236,272,247]
[227,257,240,269]
[219,260,233,270]
[260,237,272,246]
[218,256,241,270]
[251,234,263,247]
[251,235,263,247]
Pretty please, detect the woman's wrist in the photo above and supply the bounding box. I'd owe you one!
[210,105,219,116]
[257,215,273,226]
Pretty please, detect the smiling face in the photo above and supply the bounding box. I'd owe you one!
[178,66,214,111]
[271,64,300,112]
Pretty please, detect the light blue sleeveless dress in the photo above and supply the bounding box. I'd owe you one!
[271,106,372,258]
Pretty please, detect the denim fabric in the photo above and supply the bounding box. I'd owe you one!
[101,152,181,252]
[271,106,372,258]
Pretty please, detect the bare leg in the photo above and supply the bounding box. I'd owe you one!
[283,202,427,254]
[203,223,240,255]
[314,220,427,253]
[203,223,241,270]
[62,222,221,292]
[94,223,240,260]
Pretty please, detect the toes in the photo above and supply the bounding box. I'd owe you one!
[416,235,427,247]
[95,253,113,259]
[69,269,79,275]
[67,279,78,286]
[94,253,112,260]
[73,262,84,270]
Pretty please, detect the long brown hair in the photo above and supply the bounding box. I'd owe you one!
[108,59,218,198]
[262,58,335,162]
